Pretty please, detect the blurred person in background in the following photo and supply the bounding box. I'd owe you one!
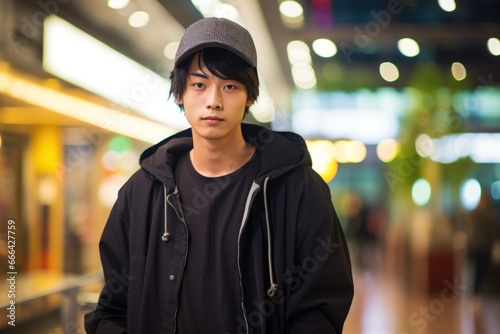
[467,192,499,313]
[84,17,353,334]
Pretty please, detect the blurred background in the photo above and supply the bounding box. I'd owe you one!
[1,0,500,333]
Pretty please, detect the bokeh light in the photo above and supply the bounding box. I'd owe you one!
[376,138,400,162]
[460,178,481,210]
[412,178,431,206]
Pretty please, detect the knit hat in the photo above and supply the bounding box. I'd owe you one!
[174,17,257,67]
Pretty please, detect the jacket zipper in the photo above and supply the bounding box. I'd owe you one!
[166,188,189,334]
[237,181,261,333]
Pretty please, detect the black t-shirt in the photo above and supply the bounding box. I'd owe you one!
[175,149,260,334]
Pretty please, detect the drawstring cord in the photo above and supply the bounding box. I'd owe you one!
[162,181,278,297]
[263,177,278,297]
[162,185,171,242]
[162,186,184,242]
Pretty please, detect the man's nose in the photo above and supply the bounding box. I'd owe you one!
[207,87,222,110]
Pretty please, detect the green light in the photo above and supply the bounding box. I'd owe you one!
[108,136,132,153]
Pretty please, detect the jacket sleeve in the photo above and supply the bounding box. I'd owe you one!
[85,186,130,334]
[286,169,354,334]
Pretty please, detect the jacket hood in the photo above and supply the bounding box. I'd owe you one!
[139,123,312,187]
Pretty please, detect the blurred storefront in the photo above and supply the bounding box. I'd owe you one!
[0,1,177,330]
[1,0,499,333]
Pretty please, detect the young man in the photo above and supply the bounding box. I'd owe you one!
[85,17,353,334]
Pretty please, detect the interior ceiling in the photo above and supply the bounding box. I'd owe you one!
[13,0,500,94]
[257,0,500,89]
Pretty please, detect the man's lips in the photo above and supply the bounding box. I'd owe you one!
[202,116,224,123]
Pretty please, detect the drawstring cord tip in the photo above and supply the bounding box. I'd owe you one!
[161,232,170,242]
[267,283,278,297]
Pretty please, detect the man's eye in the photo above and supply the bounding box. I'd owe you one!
[193,83,204,88]
[225,84,236,90]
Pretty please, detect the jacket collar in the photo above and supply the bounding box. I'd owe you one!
[139,123,311,187]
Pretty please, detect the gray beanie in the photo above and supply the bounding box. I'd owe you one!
[174,17,257,67]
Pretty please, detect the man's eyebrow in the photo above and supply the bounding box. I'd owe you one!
[189,71,209,79]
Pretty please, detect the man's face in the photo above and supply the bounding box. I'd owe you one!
[180,53,251,142]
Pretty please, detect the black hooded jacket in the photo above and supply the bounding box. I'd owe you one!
[85,123,353,333]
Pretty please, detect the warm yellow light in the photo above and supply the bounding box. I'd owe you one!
[287,40,311,65]
[128,11,150,28]
[312,38,337,58]
[379,62,399,82]
[43,15,189,130]
[32,127,62,174]
[164,42,179,60]
[487,37,500,56]
[438,0,456,12]
[279,0,303,18]
[306,140,338,182]
[397,38,420,57]
[0,69,176,144]
[279,1,304,27]
[377,138,400,162]
[333,140,367,163]
[451,62,467,81]
[291,63,317,90]
[107,0,129,9]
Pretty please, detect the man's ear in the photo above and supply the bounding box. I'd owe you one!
[246,100,253,107]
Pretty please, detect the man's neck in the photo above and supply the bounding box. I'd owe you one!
[190,136,255,177]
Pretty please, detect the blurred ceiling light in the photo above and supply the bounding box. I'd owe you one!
[107,0,129,9]
[487,37,500,56]
[279,0,304,27]
[437,0,456,12]
[291,63,315,82]
[451,62,467,81]
[379,62,399,82]
[43,15,189,130]
[291,63,317,90]
[192,0,239,21]
[164,41,179,60]
[191,0,217,15]
[376,138,400,162]
[287,40,311,64]
[279,0,303,17]
[460,179,481,211]
[0,70,176,144]
[397,38,420,57]
[312,38,337,58]
[412,178,431,206]
[213,3,239,20]
[287,40,316,90]
[128,11,150,28]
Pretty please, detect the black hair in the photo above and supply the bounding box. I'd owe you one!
[169,47,259,116]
